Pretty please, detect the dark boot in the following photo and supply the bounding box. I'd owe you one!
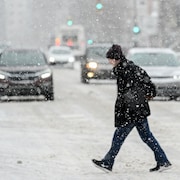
[149,162,172,172]
[92,159,113,172]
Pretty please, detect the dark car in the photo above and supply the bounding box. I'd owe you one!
[81,44,114,83]
[0,49,54,100]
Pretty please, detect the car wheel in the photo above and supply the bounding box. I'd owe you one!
[70,63,75,69]
[169,96,178,100]
[45,92,54,101]
[81,76,89,84]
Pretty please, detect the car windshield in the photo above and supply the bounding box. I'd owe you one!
[87,47,109,61]
[0,50,46,66]
[129,53,179,67]
[51,49,71,55]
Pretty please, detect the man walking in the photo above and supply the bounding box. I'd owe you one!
[92,44,171,172]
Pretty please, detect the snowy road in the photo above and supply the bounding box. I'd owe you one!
[0,63,179,180]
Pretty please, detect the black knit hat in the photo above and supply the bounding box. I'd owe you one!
[106,44,124,60]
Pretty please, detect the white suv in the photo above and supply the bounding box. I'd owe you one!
[48,46,75,69]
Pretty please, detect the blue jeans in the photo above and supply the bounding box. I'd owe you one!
[103,118,169,167]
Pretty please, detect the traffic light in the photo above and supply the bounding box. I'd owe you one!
[67,19,73,26]
[96,3,103,10]
[133,25,140,34]
[87,39,93,45]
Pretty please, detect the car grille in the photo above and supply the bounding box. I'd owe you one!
[9,76,37,81]
[56,61,68,64]
[8,72,38,81]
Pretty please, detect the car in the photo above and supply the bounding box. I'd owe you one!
[47,46,75,69]
[80,44,115,83]
[0,49,54,101]
[176,52,180,61]
[126,47,180,100]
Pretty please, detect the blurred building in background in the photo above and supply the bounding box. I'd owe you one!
[160,0,180,51]
[0,0,6,43]
[0,0,179,51]
[3,0,33,48]
[131,0,159,47]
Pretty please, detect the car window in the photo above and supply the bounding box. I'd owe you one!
[0,51,46,66]
[128,53,179,67]
[87,47,109,60]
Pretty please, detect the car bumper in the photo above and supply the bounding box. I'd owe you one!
[82,68,115,80]
[54,58,74,64]
[0,78,53,96]
[156,86,180,97]
[153,79,180,97]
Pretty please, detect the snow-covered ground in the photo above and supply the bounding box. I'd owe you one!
[0,66,179,180]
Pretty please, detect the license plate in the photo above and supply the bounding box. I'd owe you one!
[13,80,32,84]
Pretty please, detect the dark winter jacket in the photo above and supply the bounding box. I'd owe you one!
[113,58,156,127]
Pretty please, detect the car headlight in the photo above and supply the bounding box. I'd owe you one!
[49,57,55,63]
[68,56,75,62]
[173,75,180,79]
[41,72,52,79]
[0,74,6,80]
[86,62,98,69]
